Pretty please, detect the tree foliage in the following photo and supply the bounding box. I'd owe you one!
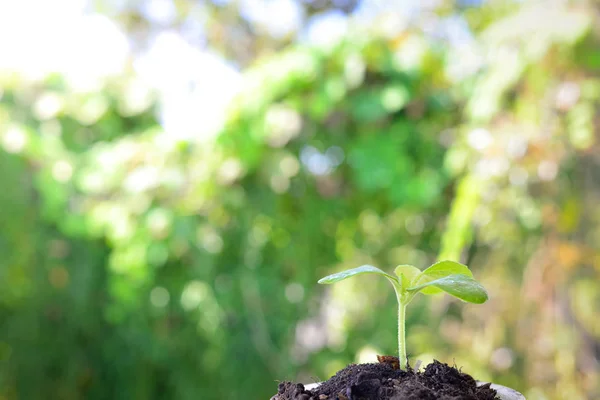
[1,1,599,399]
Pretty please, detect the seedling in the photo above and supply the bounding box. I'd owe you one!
[318,260,488,370]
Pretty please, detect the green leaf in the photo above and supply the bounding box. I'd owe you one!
[394,264,422,288]
[407,274,488,304]
[422,260,473,278]
[416,260,473,295]
[318,265,398,284]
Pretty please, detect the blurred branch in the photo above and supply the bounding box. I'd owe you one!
[438,175,481,262]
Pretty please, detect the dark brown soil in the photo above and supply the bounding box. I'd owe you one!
[272,359,498,400]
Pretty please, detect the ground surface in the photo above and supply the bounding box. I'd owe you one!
[272,359,499,400]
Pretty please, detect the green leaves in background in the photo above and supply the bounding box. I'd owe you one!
[2,0,600,398]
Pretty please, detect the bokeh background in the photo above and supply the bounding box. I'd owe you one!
[1,0,599,399]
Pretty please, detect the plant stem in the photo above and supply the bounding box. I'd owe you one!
[398,302,407,370]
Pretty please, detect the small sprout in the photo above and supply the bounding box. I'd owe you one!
[318,260,488,370]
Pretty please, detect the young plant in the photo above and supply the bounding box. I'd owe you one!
[318,260,488,370]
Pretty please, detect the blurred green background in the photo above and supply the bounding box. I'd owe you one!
[0,0,599,399]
